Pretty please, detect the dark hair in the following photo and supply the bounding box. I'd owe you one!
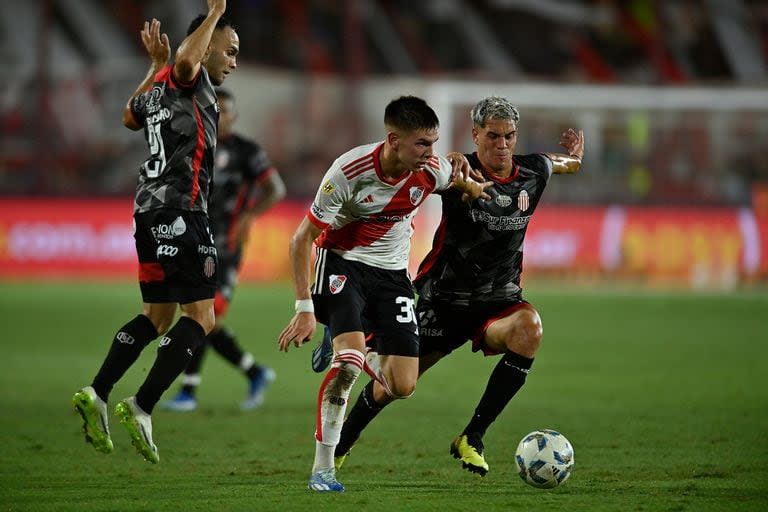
[215,87,233,101]
[186,14,236,36]
[384,96,439,132]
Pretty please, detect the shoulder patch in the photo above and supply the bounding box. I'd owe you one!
[321,180,336,195]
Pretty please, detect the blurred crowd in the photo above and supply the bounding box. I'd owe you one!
[1,0,767,205]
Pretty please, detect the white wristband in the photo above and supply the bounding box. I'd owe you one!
[294,299,314,313]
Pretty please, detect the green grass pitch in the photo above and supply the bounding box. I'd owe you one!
[0,281,766,511]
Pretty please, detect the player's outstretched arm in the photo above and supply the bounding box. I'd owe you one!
[278,217,322,352]
[173,0,226,84]
[545,128,584,174]
[122,19,171,130]
[446,152,493,201]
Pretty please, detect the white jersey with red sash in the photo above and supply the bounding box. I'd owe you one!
[307,142,452,270]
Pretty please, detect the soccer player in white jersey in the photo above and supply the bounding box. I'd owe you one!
[277,96,489,492]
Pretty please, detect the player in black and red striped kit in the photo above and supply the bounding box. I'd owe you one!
[163,88,285,412]
[73,1,239,464]
[334,96,585,476]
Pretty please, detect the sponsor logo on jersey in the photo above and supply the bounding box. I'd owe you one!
[419,327,444,337]
[198,244,217,255]
[203,256,216,278]
[146,107,171,125]
[374,214,407,222]
[328,274,347,294]
[152,216,187,240]
[518,190,530,212]
[144,84,166,114]
[409,186,425,205]
[470,210,531,231]
[116,332,135,345]
[156,244,179,257]
[321,180,336,195]
[311,203,324,218]
[495,194,513,207]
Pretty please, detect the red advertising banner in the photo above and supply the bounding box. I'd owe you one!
[0,198,136,278]
[0,198,764,285]
[522,206,607,271]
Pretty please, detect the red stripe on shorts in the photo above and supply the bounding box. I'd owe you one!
[138,262,165,282]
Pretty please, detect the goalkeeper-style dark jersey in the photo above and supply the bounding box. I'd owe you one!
[414,152,553,304]
[209,134,275,254]
[129,64,219,215]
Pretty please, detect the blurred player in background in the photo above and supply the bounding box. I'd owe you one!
[277,96,490,492]
[163,88,284,412]
[333,96,584,476]
[73,1,238,464]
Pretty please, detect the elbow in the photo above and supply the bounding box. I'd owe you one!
[122,107,140,131]
[172,59,196,84]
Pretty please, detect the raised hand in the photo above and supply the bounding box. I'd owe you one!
[208,0,226,14]
[559,128,585,159]
[140,19,171,66]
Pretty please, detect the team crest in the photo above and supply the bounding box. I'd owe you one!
[518,190,530,212]
[321,180,336,195]
[328,274,348,294]
[409,186,425,205]
[203,256,216,278]
[495,194,512,207]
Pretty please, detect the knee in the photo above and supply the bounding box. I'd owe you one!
[185,309,216,335]
[198,313,216,336]
[388,379,416,400]
[507,310,543,357]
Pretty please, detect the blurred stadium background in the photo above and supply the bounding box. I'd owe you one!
[1,0,767,289]
[2,2,768,511]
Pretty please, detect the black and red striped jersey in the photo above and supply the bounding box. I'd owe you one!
[129,64,219,214]
[209,134,274,253]
[415,152,553,304]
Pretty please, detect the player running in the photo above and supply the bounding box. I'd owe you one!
[331,96,584,476]
[277,96,490,492]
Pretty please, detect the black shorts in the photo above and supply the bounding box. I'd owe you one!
[134,208,218,304]
[311,248,419,357]
[417,296,532,356]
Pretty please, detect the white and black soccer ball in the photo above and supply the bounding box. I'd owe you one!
[515,429,574,489]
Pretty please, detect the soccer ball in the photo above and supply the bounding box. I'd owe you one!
[514,429,574,488]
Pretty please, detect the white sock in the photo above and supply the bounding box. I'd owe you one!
[311,349,364,472]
